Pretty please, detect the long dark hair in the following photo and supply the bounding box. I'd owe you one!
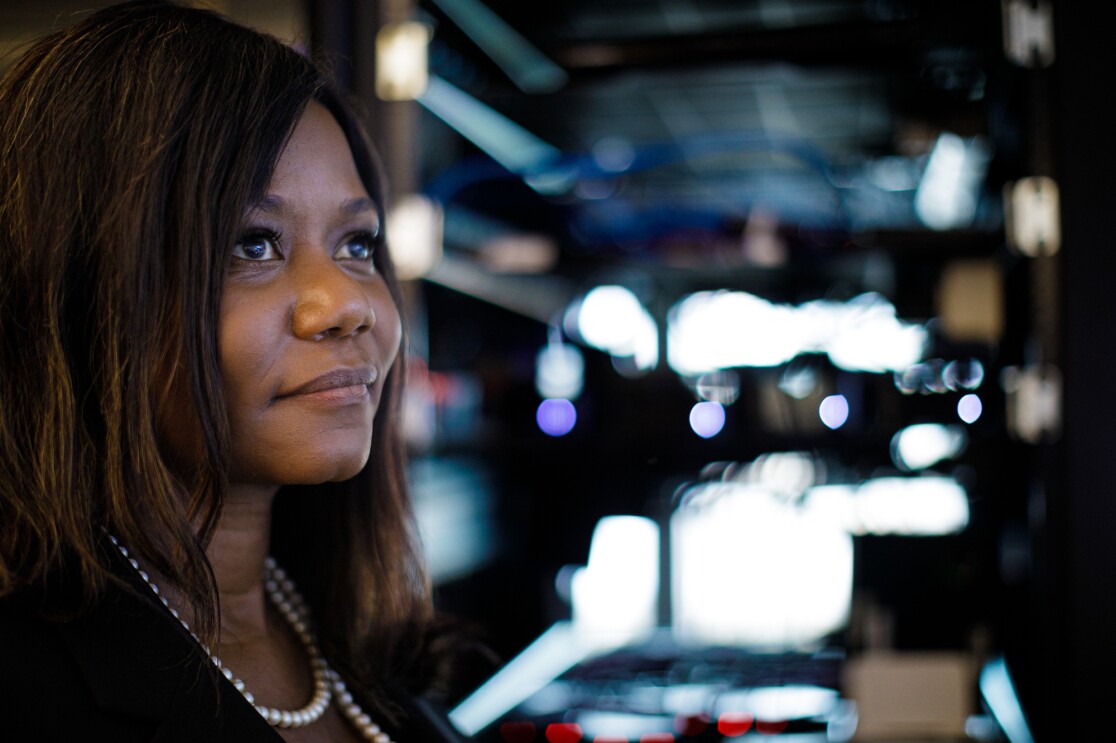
[0,0,430,707]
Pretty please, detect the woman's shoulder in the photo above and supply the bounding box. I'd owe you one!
[0,591,160,739]
[0,585,279,741]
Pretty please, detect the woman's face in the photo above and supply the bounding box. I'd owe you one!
[218,101,401,487]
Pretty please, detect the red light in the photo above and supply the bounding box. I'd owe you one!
[640,735,675,743]
[717,713,754,737]
[500,721,537,743]
[674,713,710,736]
[592,737,627,743]
[546,722,584,743]
[756,719,789,735]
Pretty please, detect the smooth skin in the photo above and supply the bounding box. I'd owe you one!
[199,100,402,742]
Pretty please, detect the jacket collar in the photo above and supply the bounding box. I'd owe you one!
[56,562,283,741]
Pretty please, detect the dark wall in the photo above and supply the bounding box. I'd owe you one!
[1051,3,1116,739]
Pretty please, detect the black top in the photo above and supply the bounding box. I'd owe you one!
[0,566,467,742]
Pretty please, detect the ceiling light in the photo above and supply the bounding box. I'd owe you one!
[375,21,430,101]
[386,194,442,279]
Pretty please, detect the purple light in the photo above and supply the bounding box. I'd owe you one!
[537,398,576,436]
[819,394,849,430]
[689,401,726,439]
[958,393,983,424]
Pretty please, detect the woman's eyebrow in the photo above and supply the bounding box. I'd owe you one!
[339,196,376,218]
[248,194,286,215]
[245,195,377,218]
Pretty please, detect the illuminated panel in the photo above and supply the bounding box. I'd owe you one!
[572,516,659,638]
[803,477,969,536]
[979,657,1034,743]
[571,285,659,372]
[667,291,926,375]
[671,484,853,648]
[449,622,598,735]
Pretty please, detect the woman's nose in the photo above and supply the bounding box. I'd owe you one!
[290,259,375,340]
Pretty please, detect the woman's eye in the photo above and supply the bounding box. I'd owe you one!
[232,232,281,261]
[337,232,376,262]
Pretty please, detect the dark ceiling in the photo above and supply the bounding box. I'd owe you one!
[414,0,1009,289]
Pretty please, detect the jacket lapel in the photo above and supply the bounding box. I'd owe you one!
[57,576,283,741]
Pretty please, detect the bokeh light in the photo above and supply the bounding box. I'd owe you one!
[891,423,967,471]
[689,401,726,438]
[819,395,849,430]
[535,340,585,400]
[667,291,926,376]
[537,398,576,437]
[958,393,983,424]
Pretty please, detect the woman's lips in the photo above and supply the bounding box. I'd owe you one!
[276,367,377,403]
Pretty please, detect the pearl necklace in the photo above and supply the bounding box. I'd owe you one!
[108,536,393,742]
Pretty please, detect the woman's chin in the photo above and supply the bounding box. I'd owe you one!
[231,447,372,488]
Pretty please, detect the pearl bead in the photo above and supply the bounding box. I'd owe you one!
[110,536,394,741]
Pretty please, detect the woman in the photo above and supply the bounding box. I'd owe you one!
[0,2,470,740]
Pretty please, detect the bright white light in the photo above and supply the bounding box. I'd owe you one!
[713,685,840,721]
[915,133,990,230]
[853,477,969,535]
[666,291,926,376]
[386,195,442,280]
[535,340,584,400]
[690,401,726,438]
[578,285,643,350]
[375,22,430,101]
[800,485,860,534]
[575,285,659,372]
[958,394,983,424]
[819,395,849,429]
[632,310,660,372]
[672,484,853,648]
[572,516,659,639]
[667,291,804,374]
[891,424,967,471]
[803,477,970,536]
[824,294,928,373]
[746,452,818,497]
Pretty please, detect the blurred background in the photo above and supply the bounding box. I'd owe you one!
[4,1,1112,741]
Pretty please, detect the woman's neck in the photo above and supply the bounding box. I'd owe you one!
[207,483,280,642]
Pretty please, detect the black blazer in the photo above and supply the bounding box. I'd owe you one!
[0,571,467,742]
